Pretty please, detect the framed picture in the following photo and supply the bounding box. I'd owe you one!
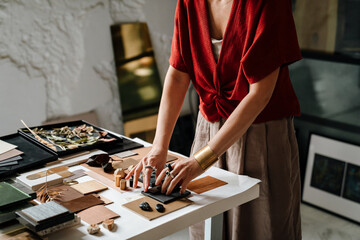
[292,0,360,64]
[303,134,360,223]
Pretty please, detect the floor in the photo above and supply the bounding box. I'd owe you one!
[162,203,360,240]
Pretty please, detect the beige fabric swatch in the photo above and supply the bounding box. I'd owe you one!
[0,140,17,155]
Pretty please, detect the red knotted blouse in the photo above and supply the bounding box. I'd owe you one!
[169,0,302,123]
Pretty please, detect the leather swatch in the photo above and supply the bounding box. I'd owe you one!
[77,205,119,225]
[60,194,104,213]
[40,184,84,202]
[187,176,227,194]
[122,196,193,221]
[70,180,108,195]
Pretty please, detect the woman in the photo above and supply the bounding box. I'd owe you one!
[126,0,302,239]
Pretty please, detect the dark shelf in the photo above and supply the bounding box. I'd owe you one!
[301,50,360,65]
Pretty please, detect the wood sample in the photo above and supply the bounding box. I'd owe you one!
[70,180,107,195]
[187,176,227,194]
[77,205,120,225]
[122,196,193,221]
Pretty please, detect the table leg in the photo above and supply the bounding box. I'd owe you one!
[204,213,223,240]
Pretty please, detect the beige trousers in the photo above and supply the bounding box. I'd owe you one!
[189,113,302,240]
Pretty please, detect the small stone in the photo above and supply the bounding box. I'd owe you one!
[155,204,165,213]
[139,201,152,211]
[87,224,100,234]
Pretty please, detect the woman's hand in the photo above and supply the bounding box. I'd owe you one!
[155,157,204,195]
[125,147,167,192]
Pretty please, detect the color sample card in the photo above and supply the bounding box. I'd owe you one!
[70,180,108,195]
[0,149,23,161]
[0,182,31,209]
[0,140,17,155]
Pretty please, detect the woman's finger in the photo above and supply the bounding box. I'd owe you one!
[155,168,167,185]
[125,162,138,180]
[133,162,143,188]
[161,166,180,193]
[166,169,185,195]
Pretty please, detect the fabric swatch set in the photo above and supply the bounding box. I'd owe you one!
[0,140,23,167]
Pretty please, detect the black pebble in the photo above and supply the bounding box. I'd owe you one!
[139,201,152,211]
[155,204,165,213]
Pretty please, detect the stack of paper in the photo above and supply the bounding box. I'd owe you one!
[0,140,23,167]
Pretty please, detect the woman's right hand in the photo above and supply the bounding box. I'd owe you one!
[125,147,168,192]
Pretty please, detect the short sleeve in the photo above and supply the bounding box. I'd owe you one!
[169,0,188,73]
[240,0,302,84]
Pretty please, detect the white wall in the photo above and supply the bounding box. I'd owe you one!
[0,0,189,136]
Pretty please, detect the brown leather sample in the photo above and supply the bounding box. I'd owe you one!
[70,180,108,195]
[122,196,193,221]
[60,194,104,213]
[187,176,227,194]
[39,184,84,202]
[77,205,120,225]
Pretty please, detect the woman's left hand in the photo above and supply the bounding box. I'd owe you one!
[155,157,204,195]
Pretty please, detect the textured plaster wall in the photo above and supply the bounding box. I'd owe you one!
[0,0,179,136]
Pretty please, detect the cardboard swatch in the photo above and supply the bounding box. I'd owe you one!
[77,205,119,225]
[0,149,23,161]
[0,140,17,155]
[122,196,193,221]
[111,158,139,170]
[127,147,178,163]
[187,176,227,194]
[59,194,104,213]
[70,180,108,195]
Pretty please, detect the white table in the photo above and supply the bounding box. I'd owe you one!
[2,137,260,240]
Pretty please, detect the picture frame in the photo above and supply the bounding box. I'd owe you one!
[292,0,360,65]
[303,134,360,223]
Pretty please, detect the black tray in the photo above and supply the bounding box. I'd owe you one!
[0,133,58,179]
[18,120,124,157]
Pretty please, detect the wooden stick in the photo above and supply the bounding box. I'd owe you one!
[20,119,57,151]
